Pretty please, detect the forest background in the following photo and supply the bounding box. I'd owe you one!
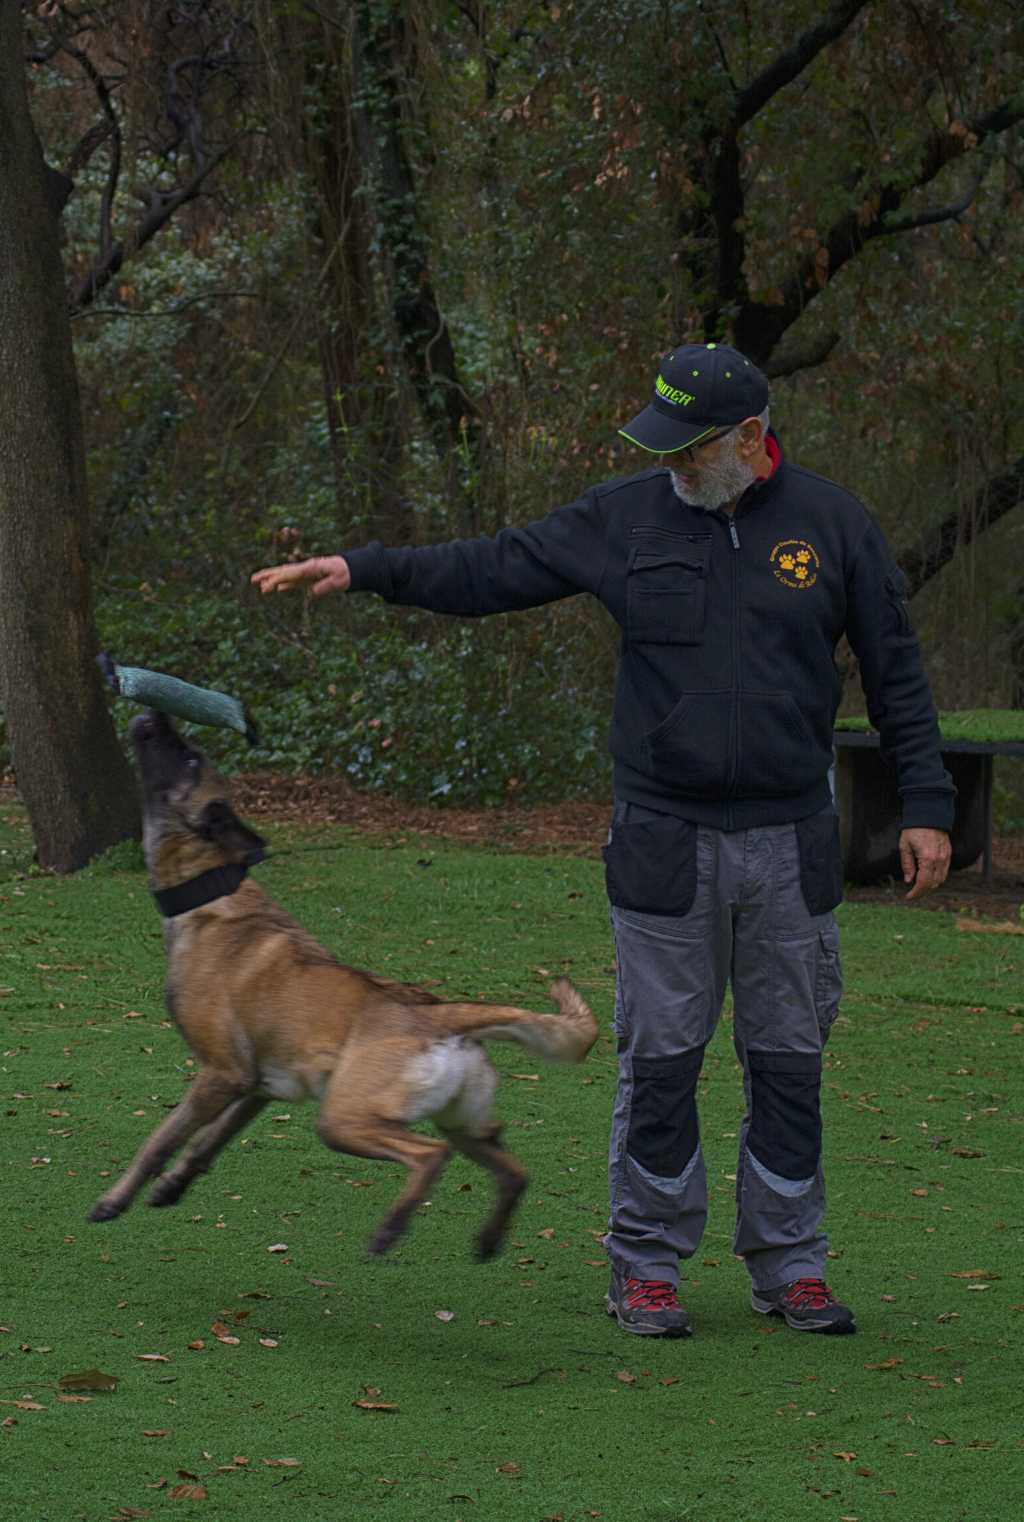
[1,0,1023,869]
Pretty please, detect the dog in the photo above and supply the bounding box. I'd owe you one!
[89,711,598,1259]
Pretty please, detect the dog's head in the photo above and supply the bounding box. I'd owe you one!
[131,711,266,888]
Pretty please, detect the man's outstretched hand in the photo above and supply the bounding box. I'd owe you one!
[251,556,351,598]
[899,827,952,900]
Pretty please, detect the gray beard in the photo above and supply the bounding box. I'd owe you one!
[669,449,757,511]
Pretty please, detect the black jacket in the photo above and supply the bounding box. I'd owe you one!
[344,440,955,832]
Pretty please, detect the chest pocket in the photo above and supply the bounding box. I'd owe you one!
[627,538,710,645]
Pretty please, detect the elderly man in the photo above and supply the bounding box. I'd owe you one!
[253,342,954,1339]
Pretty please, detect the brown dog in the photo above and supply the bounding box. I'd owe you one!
[89,711,598,1258]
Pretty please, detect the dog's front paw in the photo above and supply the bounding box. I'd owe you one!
[87,1198,124,1223]
[148,1175,186,1208]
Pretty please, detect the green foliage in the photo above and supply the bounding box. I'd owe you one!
[91,581,612,806]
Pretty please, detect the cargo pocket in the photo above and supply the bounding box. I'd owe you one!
[627,544,709,645]
[795,809,844,916]
[815,922,843,1041]
[603,813,698,917]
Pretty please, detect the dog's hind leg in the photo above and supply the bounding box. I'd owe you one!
[147,1094,269,1208]
[317,1110,452,1255]
[88,1073,249,1222]
[438,1124,528,1261]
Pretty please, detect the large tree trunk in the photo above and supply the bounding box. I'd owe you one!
[0,6,139,870]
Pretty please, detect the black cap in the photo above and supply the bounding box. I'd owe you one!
[618,343,770,453]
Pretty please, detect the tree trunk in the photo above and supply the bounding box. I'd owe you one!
[0,7,139,870]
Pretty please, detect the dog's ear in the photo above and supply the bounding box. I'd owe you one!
[198,799,267,866]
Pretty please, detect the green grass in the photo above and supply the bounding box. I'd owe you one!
[836,708,1024,744]
[1,800,1022,1522]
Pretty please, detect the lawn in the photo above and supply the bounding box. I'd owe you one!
[1,799,1022,1522]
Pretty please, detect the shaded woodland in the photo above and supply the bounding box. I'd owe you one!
[1,0,1022,866]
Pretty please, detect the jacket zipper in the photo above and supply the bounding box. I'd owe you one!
[726,514,741,828]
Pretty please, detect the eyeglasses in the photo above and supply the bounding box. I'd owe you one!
[678,426,735,462]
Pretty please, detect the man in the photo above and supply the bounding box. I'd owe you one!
[252,342,954,1339]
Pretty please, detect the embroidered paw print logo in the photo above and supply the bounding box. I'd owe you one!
[771,539,820,590]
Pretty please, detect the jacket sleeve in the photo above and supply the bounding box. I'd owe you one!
[342,489,609,616]
[844,518,956,832]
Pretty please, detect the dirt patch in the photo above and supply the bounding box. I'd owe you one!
[5,770,1023,916]
[230,771,1024,918]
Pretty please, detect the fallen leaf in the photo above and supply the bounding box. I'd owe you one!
[59,1368,118,1393]
[833,1451,857,1462]
[510,1074,539,1082]
[615,1370,637,1386]
[352,1400,399,1412]
[949,1269,1000,1280]
[266,1243,289,1254]
[259,1338,278,1348]
[434,1310,455,1323]
[0,1399,45,1411]
[168,1484,208,1500]
[261,1458,301,1467]
[496,1462,522,1475]
[864,1357,903,1371]
[142,1429,171,1438]
[57,1394,92,1404]
[136,1354,171,1363]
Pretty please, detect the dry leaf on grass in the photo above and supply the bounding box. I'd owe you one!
[352,1400,399,1412]
[168,1484,208,1500]
[59,1368,118,1392]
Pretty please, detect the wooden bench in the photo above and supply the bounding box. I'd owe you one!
[833,714,1024,885]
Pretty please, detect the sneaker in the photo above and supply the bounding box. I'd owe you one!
[606,1276,692,1338]
[751,1277,856,1334]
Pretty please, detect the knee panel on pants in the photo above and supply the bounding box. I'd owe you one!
[627,1046,705,1177]
[747,1049,822,1181]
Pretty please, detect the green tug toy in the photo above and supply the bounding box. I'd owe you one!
[98,652,259,745]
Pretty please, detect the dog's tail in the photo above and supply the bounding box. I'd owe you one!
[435,977,598,1063]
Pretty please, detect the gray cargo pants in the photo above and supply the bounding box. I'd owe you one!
[603,801,843,1292]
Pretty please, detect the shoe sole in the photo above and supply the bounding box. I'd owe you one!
[605,1297,693,1338]
[751,1294,856,1334]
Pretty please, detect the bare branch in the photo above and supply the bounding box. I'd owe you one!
[734,0,872,127]
[69,142,236,313]
[760,92,1024,352]
[60,39,121,258]
[880,173,983,236]
[763,328,840,379]
[901,455,1024,599]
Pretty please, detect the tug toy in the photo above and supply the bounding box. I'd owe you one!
[98,652,259,746]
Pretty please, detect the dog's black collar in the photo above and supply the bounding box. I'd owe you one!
[153,862,248,919]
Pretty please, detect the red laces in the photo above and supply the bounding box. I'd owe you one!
[624,1279,680,1310]
[783,1278,837,1309]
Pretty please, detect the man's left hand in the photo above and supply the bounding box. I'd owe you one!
[899,828,952,900]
